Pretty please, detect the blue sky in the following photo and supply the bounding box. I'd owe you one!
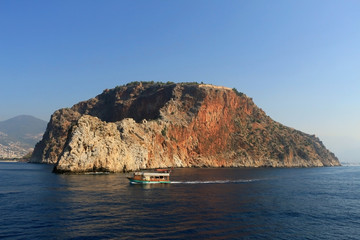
[1,0,359,163]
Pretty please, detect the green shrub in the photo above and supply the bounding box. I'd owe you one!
[161,126,167,136]
[232,88,244,97]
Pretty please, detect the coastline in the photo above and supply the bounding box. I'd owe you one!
[0,159,29,163]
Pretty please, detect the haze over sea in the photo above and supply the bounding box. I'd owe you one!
[1,162,359,239]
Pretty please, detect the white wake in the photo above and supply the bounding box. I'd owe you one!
[170,179,261,184]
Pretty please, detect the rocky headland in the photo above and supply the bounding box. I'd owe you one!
[30,82,340,172]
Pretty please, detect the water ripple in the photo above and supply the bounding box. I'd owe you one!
[1,163,360,239]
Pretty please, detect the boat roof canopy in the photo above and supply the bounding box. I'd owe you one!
[134,172,170,176]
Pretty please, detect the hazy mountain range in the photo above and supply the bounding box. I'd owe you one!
[0,115,47,159]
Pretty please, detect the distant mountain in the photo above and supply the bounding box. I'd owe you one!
[0,115,47,159]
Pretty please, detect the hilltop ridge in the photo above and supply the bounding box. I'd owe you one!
[30,82,340,172]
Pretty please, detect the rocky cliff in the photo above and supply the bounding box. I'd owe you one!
[30,82,340,172]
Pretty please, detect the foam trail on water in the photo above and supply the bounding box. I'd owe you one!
[171,179,262,184]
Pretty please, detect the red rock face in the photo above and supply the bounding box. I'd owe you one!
[31,82,340,172]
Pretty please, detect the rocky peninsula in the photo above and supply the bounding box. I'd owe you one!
[30,82,340,172]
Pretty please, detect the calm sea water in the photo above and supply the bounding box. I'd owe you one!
[0,162,359,240]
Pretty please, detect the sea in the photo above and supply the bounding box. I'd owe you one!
[0,162,359,240]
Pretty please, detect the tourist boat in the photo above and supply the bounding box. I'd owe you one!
[127,169,171,184]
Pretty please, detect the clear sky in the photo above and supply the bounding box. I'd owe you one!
[1,0,359,163]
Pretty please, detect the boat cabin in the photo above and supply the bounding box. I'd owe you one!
[128,169,171,184]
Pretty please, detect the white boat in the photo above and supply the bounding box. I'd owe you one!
[127,169,171,184]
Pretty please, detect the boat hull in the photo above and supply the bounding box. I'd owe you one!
[128,177,171,184]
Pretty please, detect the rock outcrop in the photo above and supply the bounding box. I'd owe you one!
[30,82,340,172]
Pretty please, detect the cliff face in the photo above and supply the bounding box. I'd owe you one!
[31,82,340,172]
